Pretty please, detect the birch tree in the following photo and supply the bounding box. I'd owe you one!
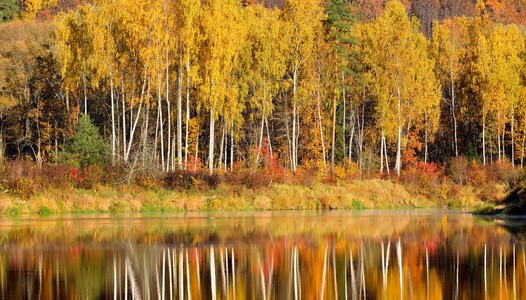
[281,0,324,172]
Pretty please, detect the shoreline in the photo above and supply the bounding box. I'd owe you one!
[0,179,501,216]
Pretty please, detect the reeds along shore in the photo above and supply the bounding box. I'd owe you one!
[0,156,516,215]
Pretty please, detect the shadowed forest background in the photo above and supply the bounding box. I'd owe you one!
[0,0,525,207]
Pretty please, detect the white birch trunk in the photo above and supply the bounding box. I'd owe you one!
[158,82,165,170]
[209,109,215,174]
[166,60,172,172]
[483,113,486,165]
[110,77,116,164]
[396,85,402,176]
[177,52,183,169]
[450,62,458,157]
[292,68,298,172]
[185,59,191,169]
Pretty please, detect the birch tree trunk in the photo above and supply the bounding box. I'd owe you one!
[521,121,525,168]
[450,62,458,157]
[483,112,486,165]
[158,80,165,170]
[395,85,402,176]
[342,71,346,159]
[122,77,128,163]
[511,111,515,166]
[316,75,327,170]
[230,121,234,171]
[110,76,116,164]
[292,68,298,173]
[177,52,183,169]
[331,94,337,173]
[184,59,191,169]
[209,109,215,174]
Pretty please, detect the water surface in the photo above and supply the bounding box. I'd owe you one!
[0,210,524,299]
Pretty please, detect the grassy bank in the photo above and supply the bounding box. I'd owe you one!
[0,178,502,216]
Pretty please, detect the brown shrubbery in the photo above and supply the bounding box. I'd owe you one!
[0,153,517,210]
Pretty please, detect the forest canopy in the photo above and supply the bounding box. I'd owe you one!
[0,0,525,179]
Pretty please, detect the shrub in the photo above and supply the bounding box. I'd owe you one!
[491,160,520,188]
[1,159,40,198]
[467,162,489,187]
[164,170,221,191]
[449,156,469,185]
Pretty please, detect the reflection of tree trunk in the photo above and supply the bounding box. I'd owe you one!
[360,244,366,298]
[332,246,338,298]
[344,252,348,300]
[186,249,192,299]
[161,249,166,299]
[484,244,487,300]
[220,248,226,295]
[382,241,391,290]
[210,247,217,300]
[513,245,517,300]
[350,249,357,300]
[196,249,202,298]
[499,246,502,299]
[320,246,328,300]
[113,258,117,300]
[231,248,236,300]
[397,240,403,299]
[294,245,300,300]
[455,249,459,300]
[259,253,267,300]
[179,249,184,299]
[426,246,429,300]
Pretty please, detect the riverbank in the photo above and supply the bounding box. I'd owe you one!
[0,179,503,216]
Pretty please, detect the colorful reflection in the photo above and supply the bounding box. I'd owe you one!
[0,211,524,299]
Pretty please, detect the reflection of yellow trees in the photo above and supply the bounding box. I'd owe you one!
[0,213,525,298]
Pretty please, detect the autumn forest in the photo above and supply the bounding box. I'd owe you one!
[0,0,526,199]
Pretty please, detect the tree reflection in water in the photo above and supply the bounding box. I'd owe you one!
[0,211,525,299]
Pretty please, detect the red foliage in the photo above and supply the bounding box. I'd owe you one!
[187,155,204,173]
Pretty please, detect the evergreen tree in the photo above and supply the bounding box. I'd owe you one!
[66,115,109,168]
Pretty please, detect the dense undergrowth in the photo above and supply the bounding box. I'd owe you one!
[0,156,519,216]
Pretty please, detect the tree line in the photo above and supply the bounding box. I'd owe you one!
[0,0,525,177]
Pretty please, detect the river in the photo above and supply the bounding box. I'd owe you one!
[0,210,524,299]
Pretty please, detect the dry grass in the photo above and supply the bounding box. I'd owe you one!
[0,178,501,216]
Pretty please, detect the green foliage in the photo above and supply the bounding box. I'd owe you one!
[0,0,20,22]
[324,0,360,76]
[351,199,365,209]
[64,115,109,168]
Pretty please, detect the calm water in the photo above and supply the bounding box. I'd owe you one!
[0,210,524,299]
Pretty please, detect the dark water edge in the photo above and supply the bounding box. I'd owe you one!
[0,210,525,299]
